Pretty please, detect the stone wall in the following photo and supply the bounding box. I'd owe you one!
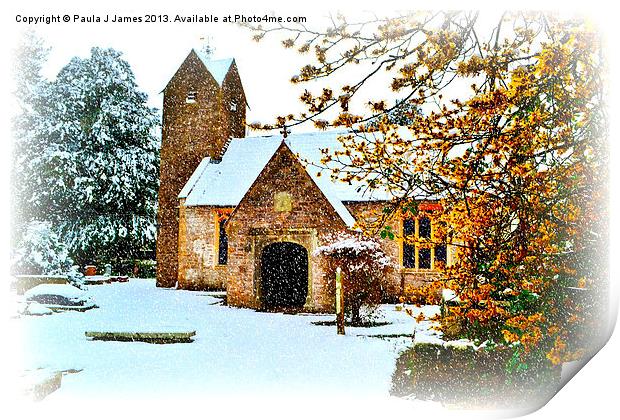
[343,201,443,299]
[177,201,231,290]
[176,176,445,309]
[225,144,349,311]
[175,148,445,309]
[342,201,402,299]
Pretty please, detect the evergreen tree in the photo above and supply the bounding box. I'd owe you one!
[12,31,51,244]
[12,221,73,275]
[13,46,160,267]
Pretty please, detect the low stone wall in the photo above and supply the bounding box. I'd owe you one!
[400,270,442,290]
[11,275,68,295]
[20,369,62,401]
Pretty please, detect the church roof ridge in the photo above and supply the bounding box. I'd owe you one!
[182,130,395,210]
[161,50,236,92]
[193,51,235,86]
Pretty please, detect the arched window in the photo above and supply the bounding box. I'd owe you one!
[217,219,228,265]
[215,209,232,266]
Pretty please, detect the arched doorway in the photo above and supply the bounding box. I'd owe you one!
[260,242,308,309]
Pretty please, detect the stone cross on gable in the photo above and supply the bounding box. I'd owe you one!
[280,126,291,139]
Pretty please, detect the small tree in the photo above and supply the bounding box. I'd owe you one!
[12,221,73,275]
[314,232,393,325]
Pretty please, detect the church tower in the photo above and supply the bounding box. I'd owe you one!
[156,50,247,288]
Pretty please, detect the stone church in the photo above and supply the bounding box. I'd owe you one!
[156,50,454,312]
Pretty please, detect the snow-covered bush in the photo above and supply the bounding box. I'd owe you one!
[12,221,73,275]
[24,283,95,310]
[314,231,394,325]
[66,265,86,289]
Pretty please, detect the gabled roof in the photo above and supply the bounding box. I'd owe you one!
[183,135,282,207]
[194,52,235,86]
[297,144,357,228]
[222,141,358,229]
[182,130,393,202]
[180,130,397,228]
[162,50,236,91]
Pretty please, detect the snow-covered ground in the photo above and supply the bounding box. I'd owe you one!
[10,279,445,406]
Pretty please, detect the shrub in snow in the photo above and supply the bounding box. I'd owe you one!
[390,341,560,408]
[66,265,86,289]
[12,221,73,275]
[314,231,394,325]
[134,259,157,278]
[24,284,95,310]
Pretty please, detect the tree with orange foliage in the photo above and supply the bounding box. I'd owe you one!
[247,11,607,370]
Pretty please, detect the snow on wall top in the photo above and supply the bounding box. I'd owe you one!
[195,52,234,86]
[181,130,396,227]
[179,157,211,199]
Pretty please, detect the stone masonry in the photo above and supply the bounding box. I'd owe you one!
[156,51,246,288]
[224,143,350,311]
[161,50,449,311]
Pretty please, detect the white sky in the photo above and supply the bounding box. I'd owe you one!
[9,2,429,135]
[4,2,614,135]
[11,4,322,133]
[1,1,619,417]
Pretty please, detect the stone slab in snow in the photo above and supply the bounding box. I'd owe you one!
[24,284,88,300]
[83,275,112,284]
[16,279,444,402]
[85,329,196,343]
[24,301,54,316]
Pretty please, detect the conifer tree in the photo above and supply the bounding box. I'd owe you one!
[13,46,160,267]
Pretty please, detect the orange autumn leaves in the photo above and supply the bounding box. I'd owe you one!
[249,12,606,366]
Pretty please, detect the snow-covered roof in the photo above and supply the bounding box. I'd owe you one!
[302,155,357,228]
[183,136,281,207]
[179,157,211,199]
[181,130,397,228]
[194,53,234,86]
